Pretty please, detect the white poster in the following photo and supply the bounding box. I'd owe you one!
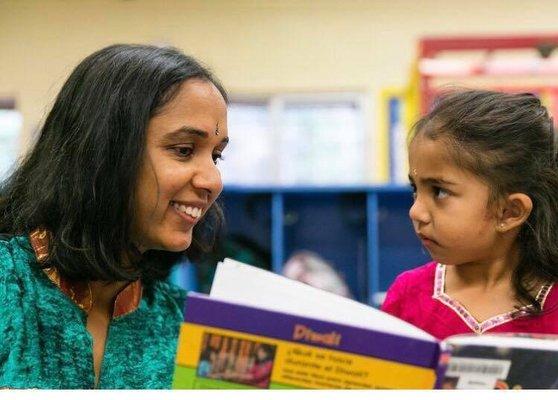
[280,101,365,185]
[0,110,22,181]
[221,103,275,186]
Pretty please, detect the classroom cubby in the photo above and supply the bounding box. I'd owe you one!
[189,185,431,306]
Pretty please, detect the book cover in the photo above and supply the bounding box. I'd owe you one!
[172,258,558,389]
[172,258,439,389]
[172,293,439,389]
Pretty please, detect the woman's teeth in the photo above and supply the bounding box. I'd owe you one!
[171,202,202,218]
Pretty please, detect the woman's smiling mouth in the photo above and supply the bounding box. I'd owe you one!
[170,200,204,223]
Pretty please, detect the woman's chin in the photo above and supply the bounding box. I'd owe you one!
[166,237,193,252]
[136,230,193,253]
[154,232,193,253]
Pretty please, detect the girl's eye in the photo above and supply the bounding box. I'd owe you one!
[174,146,193,158]
[410,183,417,199]
[433,186,448,199]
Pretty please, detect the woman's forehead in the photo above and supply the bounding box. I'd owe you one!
[147,81,228,143]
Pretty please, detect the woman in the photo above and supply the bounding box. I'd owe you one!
[0,44,229,389]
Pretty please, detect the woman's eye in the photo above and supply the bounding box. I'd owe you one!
[174,146,193,158]
[213,153,224,165]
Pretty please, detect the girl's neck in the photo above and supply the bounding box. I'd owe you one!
[447,245,520,291]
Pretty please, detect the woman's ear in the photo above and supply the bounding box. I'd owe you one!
[497,193,533,232]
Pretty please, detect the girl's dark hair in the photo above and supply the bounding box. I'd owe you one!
[0,44,227,283]
[412,89,558,313]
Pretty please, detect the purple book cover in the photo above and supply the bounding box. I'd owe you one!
[184,292,440,370]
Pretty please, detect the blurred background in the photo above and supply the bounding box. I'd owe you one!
[2,0,558,306]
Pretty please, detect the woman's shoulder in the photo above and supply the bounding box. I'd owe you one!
[0,234,35,278]
[0,235,40,317]
[0,233,33,253]
[0,235,37,366]
[142,279,187,315]
[155,280,187,304]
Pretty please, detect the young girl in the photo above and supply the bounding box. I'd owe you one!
[382,90,558,340]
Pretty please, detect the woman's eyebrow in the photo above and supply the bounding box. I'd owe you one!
[162,126,229,145]
[164,126,209,140]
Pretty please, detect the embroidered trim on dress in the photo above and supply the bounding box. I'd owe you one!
[29,228,143,318]
[432,263,553,334]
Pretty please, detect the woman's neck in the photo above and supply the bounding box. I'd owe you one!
[89,280,129,313]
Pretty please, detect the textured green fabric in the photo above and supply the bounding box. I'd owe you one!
[0,235,186,389]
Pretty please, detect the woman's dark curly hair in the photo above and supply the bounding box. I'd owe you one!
[0,44,227,283]
[412,89,558,313]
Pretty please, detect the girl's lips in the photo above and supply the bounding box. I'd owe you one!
[421,237,435,247]
[418,233,438,247]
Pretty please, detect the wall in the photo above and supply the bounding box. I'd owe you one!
[1,0,558,150]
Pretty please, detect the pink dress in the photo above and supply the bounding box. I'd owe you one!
[382,262,558,340]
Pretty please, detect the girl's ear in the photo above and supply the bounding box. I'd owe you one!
[497,193,533,232]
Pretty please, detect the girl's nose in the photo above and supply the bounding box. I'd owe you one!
[409,196,430,225]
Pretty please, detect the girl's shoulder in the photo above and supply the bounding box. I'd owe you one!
[392,261,438,289]
[382,261,438,315]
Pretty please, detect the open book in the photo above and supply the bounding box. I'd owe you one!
[172,258,558,389]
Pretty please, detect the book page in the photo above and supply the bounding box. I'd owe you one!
[444,333,558,351]
[439,333,558,389]
[210,258,435,342]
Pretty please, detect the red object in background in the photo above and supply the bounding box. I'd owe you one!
[417,34,558,114]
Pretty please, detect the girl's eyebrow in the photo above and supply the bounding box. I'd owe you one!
[408,175,457,186]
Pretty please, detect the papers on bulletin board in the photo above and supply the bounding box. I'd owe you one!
[0,110,22,181]
[224,96,369,186]
[386,95,408,184]
[220,103,275,186]
[279,102,365,186]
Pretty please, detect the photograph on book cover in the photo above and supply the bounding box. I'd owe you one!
[196,332,277,389]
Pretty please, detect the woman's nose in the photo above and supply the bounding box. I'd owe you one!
[192,159,223,198]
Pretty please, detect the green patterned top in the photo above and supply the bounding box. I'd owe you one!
[0,235,186,389]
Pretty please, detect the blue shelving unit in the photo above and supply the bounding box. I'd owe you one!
[195,185,431,306]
